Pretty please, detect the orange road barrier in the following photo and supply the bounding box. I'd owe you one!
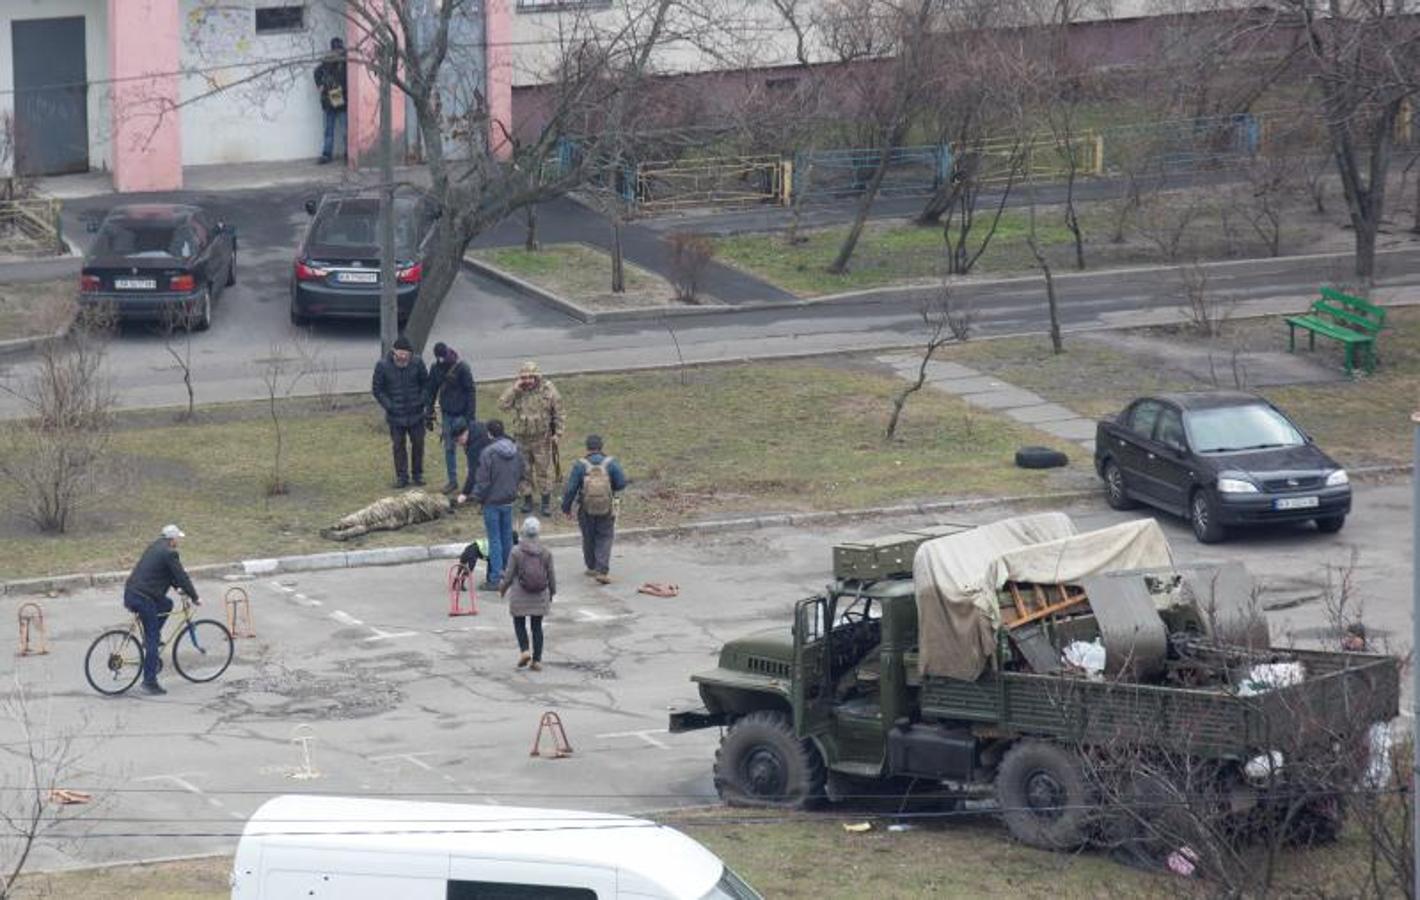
[17,602,48,656]
[529,711,573,759]
[225,587,256,638]
[447,564,479,617]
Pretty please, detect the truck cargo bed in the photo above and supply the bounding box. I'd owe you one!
[920,649,1398,759]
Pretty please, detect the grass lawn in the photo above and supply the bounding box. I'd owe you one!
[0,278,74,341]
[7,811,1381,899]
[469,243,681,310]
[712,188,1326,299]
[0,360,1085,579]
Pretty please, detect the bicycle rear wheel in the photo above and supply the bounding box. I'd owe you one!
[85,630,144,695]
[172,619,234,683]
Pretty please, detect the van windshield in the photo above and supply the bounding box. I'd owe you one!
[699,867,762,900]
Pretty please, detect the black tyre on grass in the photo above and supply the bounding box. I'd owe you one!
[1016,446,1069,469]
[714,710,826,809]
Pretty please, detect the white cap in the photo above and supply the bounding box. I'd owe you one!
[161,524,185,539]
[521,516,541,538]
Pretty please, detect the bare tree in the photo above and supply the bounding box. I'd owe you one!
[1268,1,1420,286]
[1178,260,1233,338]
[825,0,944,275]
[0,681,97,898]
[1024,187,1063,355]
[0,305,118,533]
[885,290,955,440]
[259,339,315,498]
[666,231,715,302]
[157,304,196,422]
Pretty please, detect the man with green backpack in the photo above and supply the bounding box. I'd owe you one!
[560,434,628,585]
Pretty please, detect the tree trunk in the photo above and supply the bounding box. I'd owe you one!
[829,144,893,275]
[525,203,540,252]
[611,217,626,294]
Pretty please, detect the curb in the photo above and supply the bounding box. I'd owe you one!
[462,254,739,324]
[0,320,69,358]
[0,489,1110,598]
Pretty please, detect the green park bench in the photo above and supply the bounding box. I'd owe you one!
[1284,286,1387,375]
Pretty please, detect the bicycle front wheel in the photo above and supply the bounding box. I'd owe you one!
[85,629,144,695]
[171,619,234,683]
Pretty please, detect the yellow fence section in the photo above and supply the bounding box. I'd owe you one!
[968,132,1103,187]
[635,154,785,212]
[0,197,64,256]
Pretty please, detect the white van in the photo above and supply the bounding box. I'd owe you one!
[230,795,762,900]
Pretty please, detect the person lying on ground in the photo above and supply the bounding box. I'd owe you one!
[321,490,453,541]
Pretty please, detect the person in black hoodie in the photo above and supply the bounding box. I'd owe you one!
[372,335,429,488]
[313,37,347,164]
[426,341,477,494]
[123,524,200,695]
[461,419,524,590]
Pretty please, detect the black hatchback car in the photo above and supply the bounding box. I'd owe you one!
[79,204,237,330]
[1094,392,1351,543]
[289,191,437,326]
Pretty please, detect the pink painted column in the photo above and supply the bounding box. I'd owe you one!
[346,8,406,169]
[108,0,182,192]
[486,0,512,160]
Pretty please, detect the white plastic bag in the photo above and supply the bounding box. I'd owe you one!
[1236,661,1305,697]
[1062,640,1106,678]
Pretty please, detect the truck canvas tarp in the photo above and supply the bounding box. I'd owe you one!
[913,514,1174,680]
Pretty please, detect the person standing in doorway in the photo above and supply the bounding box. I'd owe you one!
[427,341,477,494]
[497,360,564,517]
[499,516,556,671]
[123,524,200,696]
[372,335,429,488]
[561,434,627,584]
[314,37,347,164]
[464,419,524,591]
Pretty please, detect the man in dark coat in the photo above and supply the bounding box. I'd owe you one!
[123,524,200,695]
[561,433,628,584]
[372,335,429,488]
[426,341,477,494]
[314,37,347,164]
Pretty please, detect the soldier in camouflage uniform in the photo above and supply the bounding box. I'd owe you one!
[321,490,453,541]
[497,360,564,516]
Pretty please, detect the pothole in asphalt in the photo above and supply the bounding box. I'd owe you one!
[217,667,402,720]
[558,659,618,680]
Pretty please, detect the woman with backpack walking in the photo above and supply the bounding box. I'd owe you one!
[499,516,556,671]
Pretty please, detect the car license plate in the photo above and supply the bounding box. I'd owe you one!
[113,278,156,290]
[337,271,378,284]
[1274,496,1319,511]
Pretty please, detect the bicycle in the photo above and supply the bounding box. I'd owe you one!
[83,592,234,695]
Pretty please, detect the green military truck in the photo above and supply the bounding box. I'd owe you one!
[669,514,1399,849]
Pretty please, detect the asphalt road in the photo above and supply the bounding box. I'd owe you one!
[4,179,1420,416]
[0,483,1407,870]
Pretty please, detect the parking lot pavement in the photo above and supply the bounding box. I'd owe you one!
[1,482,1408,869]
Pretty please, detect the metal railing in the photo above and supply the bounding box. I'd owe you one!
[0,197,63,256]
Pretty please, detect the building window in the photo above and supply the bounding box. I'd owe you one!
[255,5,305,34]
[516,0,613,11]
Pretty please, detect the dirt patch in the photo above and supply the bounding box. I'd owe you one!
[217,667,403,721]
[1076,329,1345,388]
[0,278,74,341]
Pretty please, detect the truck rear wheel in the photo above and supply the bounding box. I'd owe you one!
[996,739,1094,850]
[714,711,825,809]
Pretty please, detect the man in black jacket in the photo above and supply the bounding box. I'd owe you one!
[372,335,429,488]
[460,419,524,590]
[314,37,347,164]
[124,524,200,695]
[427,341,477,494]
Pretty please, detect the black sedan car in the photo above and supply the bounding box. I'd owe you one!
[79,204,237,330]
[1094,392,1351,543]
[289,191,437,326]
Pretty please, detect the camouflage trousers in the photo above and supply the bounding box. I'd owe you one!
[516,435,557,498]
[321,491,448,541]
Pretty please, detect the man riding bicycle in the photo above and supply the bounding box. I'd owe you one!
[123,524,200,695]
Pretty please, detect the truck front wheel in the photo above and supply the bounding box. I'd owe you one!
[714,711,826,809]
[995,739,1094,850]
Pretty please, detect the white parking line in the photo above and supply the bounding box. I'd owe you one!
[364,626,417,642]
[329,610,364,627]
[595,729,670,750]
[369,751,437,772]
[576,608,631,622]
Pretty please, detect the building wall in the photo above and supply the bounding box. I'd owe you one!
[177,0,344,166]
[0,0,109,176]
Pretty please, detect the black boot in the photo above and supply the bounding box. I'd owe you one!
[540,494,552,517]
[521,495,534,514]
